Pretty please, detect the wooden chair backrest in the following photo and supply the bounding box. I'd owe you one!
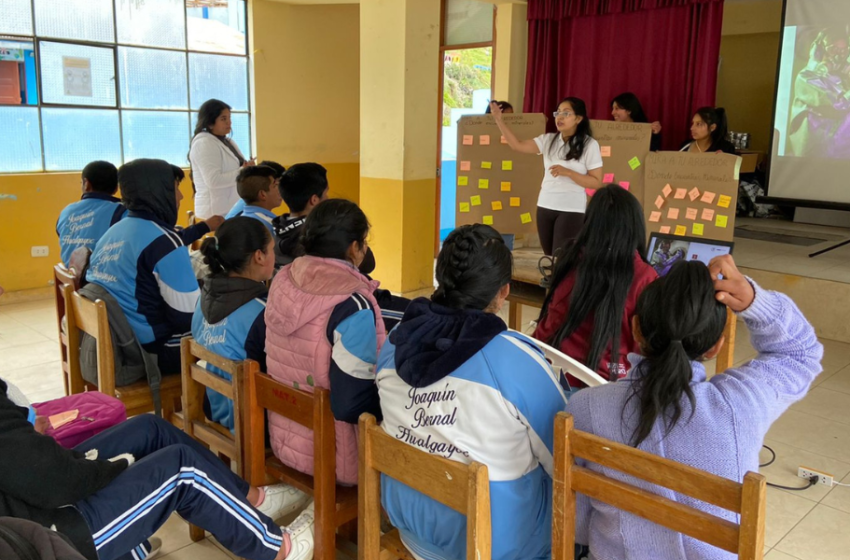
[54,264,81,395]
[358,413,491,560]
[180,337,255,476]
[553,412,766,560]
[64,284,116,397]
[187,210,202,251]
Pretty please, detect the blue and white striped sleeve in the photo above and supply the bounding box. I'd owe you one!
[151,242,200,335]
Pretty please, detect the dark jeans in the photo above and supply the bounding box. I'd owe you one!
[536,207,584,257]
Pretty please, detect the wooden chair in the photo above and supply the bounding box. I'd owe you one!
[358,413,491,560]
[245,369,358,560]
[187,210,202,251]
[54,263,83,395]
[63,284,183,418]
[552,412,767,560]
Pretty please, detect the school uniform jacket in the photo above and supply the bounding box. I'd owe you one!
[376,298,568,560]
[232,204,277,237]
[56,193,126,267]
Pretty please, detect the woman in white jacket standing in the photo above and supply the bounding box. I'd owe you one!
[190,99,254,219]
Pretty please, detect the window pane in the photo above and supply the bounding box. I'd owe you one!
[445,0,493,46]
[42,108,120,171]
[118,47,187,109]
[188,53,248,111]
[191,111,251,159]
[116,0,185,49]
[0,0,33,36]
[187,0,247,55]
[39,41,116,107]
[0,107,41,172]
[0,39,38,105]
[122,110,189,166]
[34,0,114,43]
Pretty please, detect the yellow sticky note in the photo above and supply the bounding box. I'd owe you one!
[481,161,492,169]
[470,195,481,206]
[667,208,679,220]
[492,201,502,211]
[685,208,698,220]
[502,160,513,171]
[459,202,469,213]
[628,156,641,170]
[716,214,729,228]
[717,195,732,209]
[480,135,490,146]
[458,176,468,186]
[693,223,704,236]
[601,146,612,157]
[478,179,489,189]
[674,225,687,236]
[520,212,532,224]
[510,197,520,207]
[649,211,661,223]
[482,216,493,225]
[500,181,511,192]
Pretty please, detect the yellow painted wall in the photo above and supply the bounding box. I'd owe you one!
[494,2,528,110]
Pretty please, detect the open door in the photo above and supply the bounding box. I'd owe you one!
[0,61,22,105]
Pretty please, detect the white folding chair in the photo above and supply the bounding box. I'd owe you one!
[511,330,608,388]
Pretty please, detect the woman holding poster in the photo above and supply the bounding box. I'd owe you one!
[490,99,603,256]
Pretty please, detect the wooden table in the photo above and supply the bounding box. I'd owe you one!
[507,249,737,374]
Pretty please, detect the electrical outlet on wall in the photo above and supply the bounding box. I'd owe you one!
[798,466,834,487]
[31,246,49,258]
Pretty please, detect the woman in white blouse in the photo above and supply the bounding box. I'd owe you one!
[189,99,254,219]
[491,97,603,257]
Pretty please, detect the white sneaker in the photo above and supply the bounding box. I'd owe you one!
[141,537,162,560]
[282,501,315,560]
[256,484,310,522]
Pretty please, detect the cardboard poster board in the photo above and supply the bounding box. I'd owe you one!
[455,113,546,235]
[644,152,742,243]
[589,120,653,205]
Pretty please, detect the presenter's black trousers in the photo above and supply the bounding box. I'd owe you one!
[536,207,584,257]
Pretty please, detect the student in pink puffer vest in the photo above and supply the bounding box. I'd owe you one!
[265,199,386,485]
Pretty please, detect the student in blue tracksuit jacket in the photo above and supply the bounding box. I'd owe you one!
[376,224,568,560]
[192,217,275,432]
[228,166,282,237]
[86,159,200,375]
[56,161,124,266]
[226,161,286,219]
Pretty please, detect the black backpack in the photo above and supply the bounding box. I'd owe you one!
[0,519,86,560]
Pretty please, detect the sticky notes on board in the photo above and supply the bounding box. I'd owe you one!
[688,188,701,202]
[502,161,513,171]
[701,208,715,221]
[716,215,729,228]
[510,197,521,207]
[500,136,507,144]
[478,179,489,189]
[458,176,468,186]
[459,202,470,213]
[662,184,673,198]
[701,191,716,204]
[479,135,490,145]
[674,188,687,200]
[520,212,532,224]
[500,182,511,191]
[667,208,680,220]
[659,226,671,234]
[601,146,612,157]
[717,195,732,209]
[619,182,630,190]
[470,195,481,206]
[462,135,473,145]
[674,225,687,236]
[692,223,705,236]
[654,196,665,209]
[603,173,615,183]
[483,216,494,225]
[685,208,698,220]
[481,161,492,169]
[459,161,471,171]
[628,156,641,170]
[492,201,502,211]
[649,211,662,223]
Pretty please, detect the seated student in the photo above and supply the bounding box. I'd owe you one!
[0,380,315,560]
[265,199,384,485]
[534,185,658,383]
[611,92,663,151]
[56,161,123,267]
[681,107,737,154]
[568,256,822,559]
[86,158,200,375]
[227,160,286,219]
[229,166,283,236]
[376,224,567,560]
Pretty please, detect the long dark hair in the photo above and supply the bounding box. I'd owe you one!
[432,224,513,311]
[538,185,648,379]
[611,92,649,124]
[194,99,231,136]
[200,217,271,277]
[550,97,593,161]
[695,107,729,151]
[626,261,727,447]
[301,199,369,261]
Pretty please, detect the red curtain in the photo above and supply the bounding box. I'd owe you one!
[523,0,725,150]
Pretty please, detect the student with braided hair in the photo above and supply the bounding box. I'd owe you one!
[375,224,568,560]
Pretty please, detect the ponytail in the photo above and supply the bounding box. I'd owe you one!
[200,217,271,277]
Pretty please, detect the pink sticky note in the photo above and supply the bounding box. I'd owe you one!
[654,196,665,210]
[462,135,473,146]
[688,188,701,202]
[662,184,673,198]
[701,191,716,204]
[500,136,507,144]
[701,208,715,221]
[649,211,662,223]
[659,226,671,234]
[601,146,612,157]
[619,181,630,191]
[459,161,471,171]
[479,135,490,145]
[585,188,596,197]
[603,173,615,183]
[674,188,687,200]
[667,208,679,220]
[685,208,698,220]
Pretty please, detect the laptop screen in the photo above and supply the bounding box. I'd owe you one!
[647,233,734,277]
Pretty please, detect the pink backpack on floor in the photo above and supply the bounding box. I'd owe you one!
[32,392,127,449]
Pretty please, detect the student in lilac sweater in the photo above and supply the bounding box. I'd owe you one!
[567,255,823,560]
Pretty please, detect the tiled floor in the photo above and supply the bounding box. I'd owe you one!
[3,294,850,560]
